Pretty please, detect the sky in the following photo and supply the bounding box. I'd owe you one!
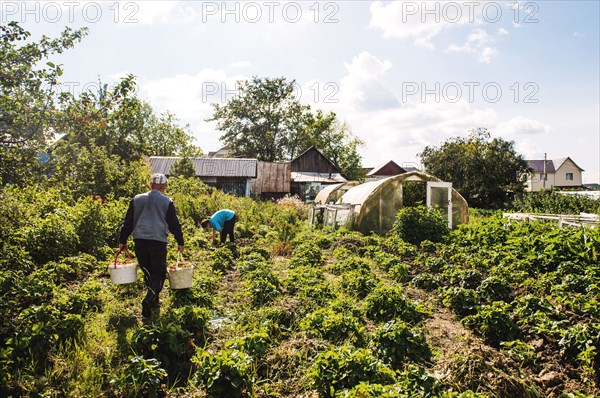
[4,0,599,182]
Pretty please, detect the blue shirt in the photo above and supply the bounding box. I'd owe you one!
[210,209,235,231]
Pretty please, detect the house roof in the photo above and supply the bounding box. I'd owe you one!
[366,160,406,177]
[527,160,556,173]
[553,157,585,171]
[290,171,347,183]
[207,144,233,158]
[149,156,257,178]
[527,157,585,173]
[291,146,341,174]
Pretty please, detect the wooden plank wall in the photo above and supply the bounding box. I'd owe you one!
[251,162,291,195]
[291,147,339,173]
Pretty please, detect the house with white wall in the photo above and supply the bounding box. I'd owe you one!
[526,157,584,191]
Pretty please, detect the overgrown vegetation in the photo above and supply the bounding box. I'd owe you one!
[511,190,600,215]
[1,182,598,397]
[1,21,598,398]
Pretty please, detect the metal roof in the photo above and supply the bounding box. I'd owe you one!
[527,160,555,173]
[149,156,257,178]
[291,171,347,183]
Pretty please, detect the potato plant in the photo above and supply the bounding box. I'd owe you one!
[1,183,599,397]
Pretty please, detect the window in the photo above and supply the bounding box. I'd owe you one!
[539,173,547,181]
[566,172,574,181]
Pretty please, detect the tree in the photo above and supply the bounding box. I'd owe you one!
[419,128,530,209]
[0,22,87,185]
[50,76,201,198]
[208,76,364,179]
[170,157,196,178]
[142,105,203,157]
[312,119,365,182]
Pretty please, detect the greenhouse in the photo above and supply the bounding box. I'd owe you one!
[311,171,469,234]
[313,181,360,205]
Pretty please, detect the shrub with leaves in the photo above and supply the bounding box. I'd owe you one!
[370,319,431,369]
[193,348,255,398]
[461,301,520,347]
[441,287,480,317]
[21,213,79,264]
[310,346,396,397]
[300,307,365,345]
[132,322,193,379]
[341,268,380,299]
[289,243,323,268]
[331,256,371,275]
[364,285,424,324]
[392,205,449,245]
[110,356,167,398]
[211,245,235,272]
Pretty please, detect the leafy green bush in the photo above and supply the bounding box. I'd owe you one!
[411,273,440,291]
[132,322,193,378]
[211,246,235,272]
[461,301,520,347]
[477,276,513,302]
[225,330,271,359]
[331,256,371,275]
[339,366,438,397]
[22,213,79,264]
[289,243,323,268]
[193,348,255,398]
[310,346,396,397]
[370,319,431,369]
[364,285,424,324]
[246,277,281,307]
[300,307,365,345]
[171,305,210,339]
[110,356,167,398]
[512,190,600,215]
[341,268,379,299]
[500,340,538,367]
[441,287,480,317]
[392,205,449,245]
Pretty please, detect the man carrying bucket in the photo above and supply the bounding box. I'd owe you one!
[118,173,184,318]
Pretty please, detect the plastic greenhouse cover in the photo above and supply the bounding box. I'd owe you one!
[314,182,345,204]
[339,177,391,205]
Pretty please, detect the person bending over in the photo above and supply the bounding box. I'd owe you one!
[201,209,237,243]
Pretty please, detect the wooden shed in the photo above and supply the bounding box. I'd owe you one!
[251,161,291,199]
[290,147,347,201]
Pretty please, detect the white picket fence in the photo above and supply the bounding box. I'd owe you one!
[502,212,600,229]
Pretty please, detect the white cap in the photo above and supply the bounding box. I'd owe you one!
[150,173,168,185]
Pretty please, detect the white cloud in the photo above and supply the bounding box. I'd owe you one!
[498,28,509,35]
[336,52,397,111]
[325,51,505,165]
[368,1,452,49]
[446,28,498,63]
[479,47,498,63]
[514,138,543,159]
[139,69,247,150]
[496,117,550,136]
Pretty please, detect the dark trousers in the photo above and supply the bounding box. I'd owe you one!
[220,214,237,243]
[134,239,167,314]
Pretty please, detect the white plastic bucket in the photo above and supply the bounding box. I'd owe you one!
[110,250,138,284]
[168,266,194,289]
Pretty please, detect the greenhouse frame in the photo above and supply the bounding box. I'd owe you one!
[309,171,469,234]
